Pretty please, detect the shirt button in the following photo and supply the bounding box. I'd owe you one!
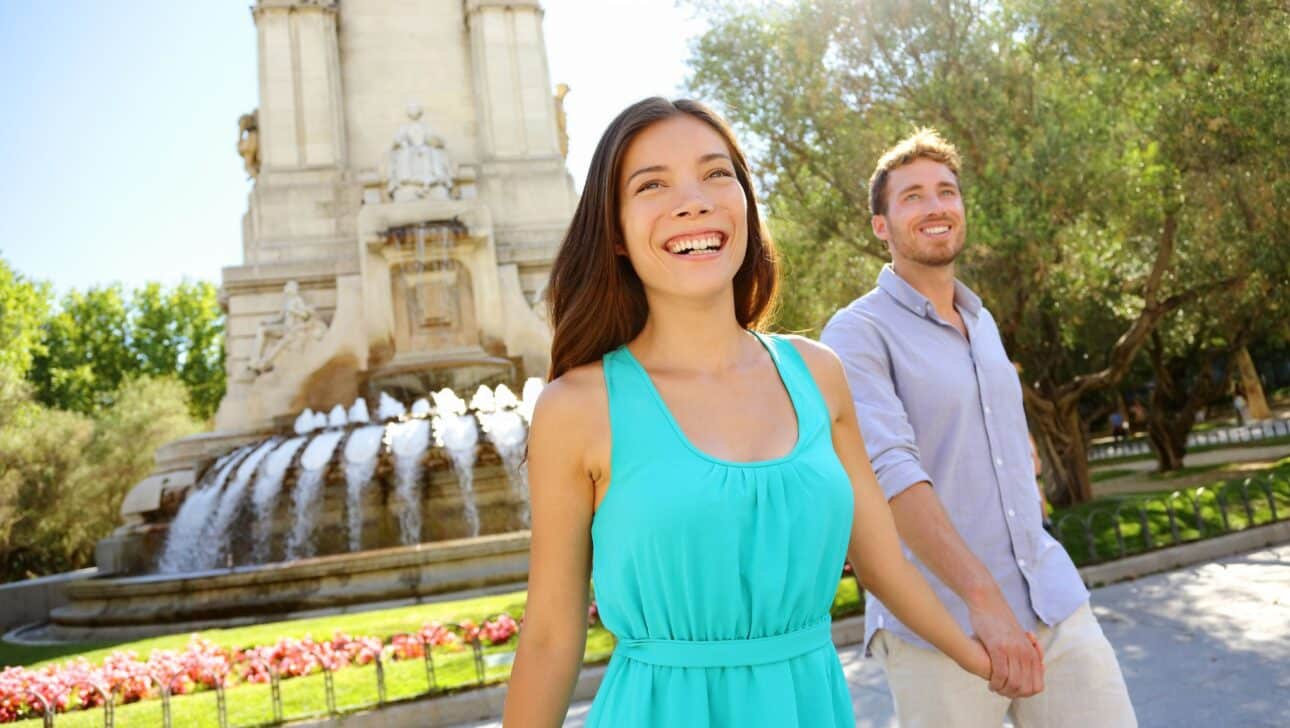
[995,457,1004,466]
[1008,509,1016,517]
[1018,559,1027,568]
[984,405,992,414]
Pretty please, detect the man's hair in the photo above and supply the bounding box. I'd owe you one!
[868,128,962,216]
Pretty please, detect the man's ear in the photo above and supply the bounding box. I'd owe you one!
[871,214,889,241]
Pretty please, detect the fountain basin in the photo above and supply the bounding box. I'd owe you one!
[46,532,532,641]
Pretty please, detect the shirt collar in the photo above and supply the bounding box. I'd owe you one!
[876,263,983,319]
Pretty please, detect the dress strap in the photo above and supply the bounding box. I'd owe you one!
[751,332,831,448]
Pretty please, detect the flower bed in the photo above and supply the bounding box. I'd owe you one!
[0,615,520,723]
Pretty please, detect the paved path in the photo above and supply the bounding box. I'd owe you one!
[464,543,1290,727]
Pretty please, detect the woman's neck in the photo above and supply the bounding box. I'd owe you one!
[630,289,751,374]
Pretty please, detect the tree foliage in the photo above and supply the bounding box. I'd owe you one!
[28,280,226,420]
[0,373,201,582]
[686,0,1290,502]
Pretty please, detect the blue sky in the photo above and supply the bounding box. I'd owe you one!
[0,1,702,295]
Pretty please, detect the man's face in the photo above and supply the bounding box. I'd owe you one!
[871,158,966,268]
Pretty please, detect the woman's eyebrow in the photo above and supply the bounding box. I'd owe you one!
[624,164,667,187]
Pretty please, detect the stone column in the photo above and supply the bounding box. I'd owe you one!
[252,0,347,171]
[465,0,562,160]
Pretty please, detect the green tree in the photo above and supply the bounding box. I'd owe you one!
[29,285,133,413]
[131,281,227,420]
[686,0,1289,503]
[0,375,200,582]
[0,256,52,379]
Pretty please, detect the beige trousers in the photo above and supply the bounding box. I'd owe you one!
[872,603,1137,728]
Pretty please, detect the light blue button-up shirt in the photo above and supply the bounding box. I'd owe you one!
[821,265,1088,651]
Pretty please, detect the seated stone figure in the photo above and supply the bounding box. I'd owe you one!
[247,281,327,377]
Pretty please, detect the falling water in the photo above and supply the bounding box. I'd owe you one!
[343,424,386,551]
[481,408,530,527]
[348,397,371,423]
[250,436,308,563]
[284,430,345,559]
[157,447,249,574]
[377,392,407,421]
[389,418,432,544]
[294,408,318,435]
[474,385,532,527]
[327,405,348,428]
[433,388,481,537]
[193,438,279,570]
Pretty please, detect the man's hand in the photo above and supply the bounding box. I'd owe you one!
[969,592,1045,698]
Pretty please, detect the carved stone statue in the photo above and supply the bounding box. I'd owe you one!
[553,83,570,159]
[388,104,453,202]
[246,281,327,376]
[237,111,260,178]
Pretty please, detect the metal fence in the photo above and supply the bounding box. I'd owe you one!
[1088,418,1290,462]
[19,619,512,728]
[1052,472,1290,564]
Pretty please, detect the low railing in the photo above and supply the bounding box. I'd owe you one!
[1052,472,1290,565]
[12,618,518,728]
[1088,418,1290,462]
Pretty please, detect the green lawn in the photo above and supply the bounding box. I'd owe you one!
[7,578,864,726]
[8,459,1286,726]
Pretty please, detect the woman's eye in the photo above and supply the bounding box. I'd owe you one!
[707,168,734,179]
[906,193,920,201]
[636,180,662,193]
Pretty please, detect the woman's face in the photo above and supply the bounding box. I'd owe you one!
[616,114,748,304]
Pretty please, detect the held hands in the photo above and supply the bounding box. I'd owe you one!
[966,598,1046,698]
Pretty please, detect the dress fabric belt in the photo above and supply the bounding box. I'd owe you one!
[611,619,834,668]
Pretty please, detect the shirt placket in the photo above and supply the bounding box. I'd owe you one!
[965,321,1034,585]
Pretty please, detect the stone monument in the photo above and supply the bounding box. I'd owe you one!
[99,0,577,576]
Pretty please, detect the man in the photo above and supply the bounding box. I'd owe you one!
[820,129,1136,727]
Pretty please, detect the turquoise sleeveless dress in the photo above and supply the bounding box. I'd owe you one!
[586,333,856,727]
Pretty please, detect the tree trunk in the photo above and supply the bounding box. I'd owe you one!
[1145,410,1187,472]
[1028,396,1093,506]
[1233,346,1271,420]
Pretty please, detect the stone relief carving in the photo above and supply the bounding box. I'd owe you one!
[246,281,327,377]
[554,83,571,159]
[388,104,453,202]
[237,111,260,178]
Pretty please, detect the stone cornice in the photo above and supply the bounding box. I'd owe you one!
[464,0,543,15]
[253,0,338,18]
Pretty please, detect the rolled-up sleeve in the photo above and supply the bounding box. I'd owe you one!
[821,309,932,500]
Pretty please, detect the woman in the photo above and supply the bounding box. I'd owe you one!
[503,98,999,726]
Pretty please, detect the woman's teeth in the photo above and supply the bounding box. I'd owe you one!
[666,234,723,255]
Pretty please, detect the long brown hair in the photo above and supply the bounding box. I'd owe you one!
[546,97,778,381]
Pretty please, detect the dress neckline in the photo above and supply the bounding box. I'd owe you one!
[618,332,806,469]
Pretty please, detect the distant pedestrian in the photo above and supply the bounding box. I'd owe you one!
[1109,411,1127,442]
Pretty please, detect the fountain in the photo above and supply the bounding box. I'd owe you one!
[25,0,579,643]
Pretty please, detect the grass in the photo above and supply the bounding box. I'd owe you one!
[1052,459,1290,566]
[1091,468,1136,483]
[7,578,864,727]
[8,457,1286,726]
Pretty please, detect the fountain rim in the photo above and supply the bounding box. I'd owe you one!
[70,531,531,598]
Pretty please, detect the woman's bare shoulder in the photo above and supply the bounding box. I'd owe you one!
[780,334,850,417]
[530,361,610,435]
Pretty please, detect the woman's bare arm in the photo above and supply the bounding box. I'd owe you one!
[502,370,604,726]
